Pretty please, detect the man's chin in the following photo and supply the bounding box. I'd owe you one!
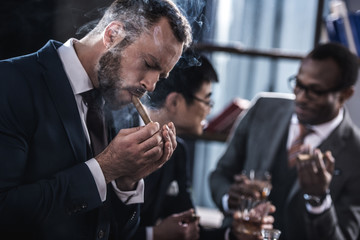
[295,107,312,123]
[297,113,318,125]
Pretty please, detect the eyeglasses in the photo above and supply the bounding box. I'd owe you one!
[192,95,214,108]
[288,75,343,99]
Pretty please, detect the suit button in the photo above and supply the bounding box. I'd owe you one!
[98,230,104,239]
[81,203,88,209]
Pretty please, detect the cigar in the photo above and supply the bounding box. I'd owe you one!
[182,213,200,224]
[298,153,311,161]
[190,214,200,222]
[131,95,152,124]
[298,152,324,161]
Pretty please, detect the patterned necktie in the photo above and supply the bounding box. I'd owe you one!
[288,124,313,167]
[81,89,108,156]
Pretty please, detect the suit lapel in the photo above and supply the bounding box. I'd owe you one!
[316,109,350,200]
[36,40,87,163]
[263,102,294,171]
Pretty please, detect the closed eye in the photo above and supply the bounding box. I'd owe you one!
[145,59,161,70]
[144,61,155,69]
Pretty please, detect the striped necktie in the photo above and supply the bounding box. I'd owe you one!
[81,89,108,157]
[288,124,313,168]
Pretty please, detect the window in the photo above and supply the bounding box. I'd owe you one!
[192,0,320,208]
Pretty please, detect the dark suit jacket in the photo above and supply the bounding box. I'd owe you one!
[132,137,227,240]
[210,92,360,240]
[0,40,140,240]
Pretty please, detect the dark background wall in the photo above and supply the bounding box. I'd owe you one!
[0,0,209,60]
[0,0,112,59]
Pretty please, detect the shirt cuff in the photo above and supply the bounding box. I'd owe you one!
[146,226,154,240]
[222,194,231,213]
[305,194,332,214]
[85,158,107,202]
[224,227,231,240]
[111,179,145,204]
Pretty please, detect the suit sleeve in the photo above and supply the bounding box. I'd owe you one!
[304,137,360,240]
[209,97,260,211]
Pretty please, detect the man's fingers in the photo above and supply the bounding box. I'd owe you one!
[156,141,172,167]
[167,121,176,137]
[324,150,335,174]
[117,125,144,136]
[129,122,161,143]
[262,215,274,224]
[166,122,177,150]
[174,208,196,222]
[140,131,163,153]
[234,174,248,183]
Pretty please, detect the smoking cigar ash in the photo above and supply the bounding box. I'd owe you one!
[131,95,152,124]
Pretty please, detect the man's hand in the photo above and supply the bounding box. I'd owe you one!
[230,202,275,240]
[153,209,200,240]
[228,174,263,211]
[297,148,335,196]
[96,121,177,190]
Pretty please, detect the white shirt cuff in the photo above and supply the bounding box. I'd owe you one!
[224,227,231,240]
[146,227,154,240]
[85,158,107,202]
[222,194,231,213]
[111,179,145,204]
[305,194,332,214]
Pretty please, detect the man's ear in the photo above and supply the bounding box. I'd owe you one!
[165,92,183,113]
[339,86,354,104]
[103,21,125,49]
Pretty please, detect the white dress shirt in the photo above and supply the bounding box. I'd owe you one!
[222,108,343,214]
[57,38,144,204]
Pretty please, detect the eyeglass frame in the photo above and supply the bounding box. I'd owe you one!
[192,95,214,108]
[288,75,345,98]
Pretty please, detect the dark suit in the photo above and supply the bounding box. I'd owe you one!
[210,92,360,240]
[132,137,227,240]
[0,40,139,240]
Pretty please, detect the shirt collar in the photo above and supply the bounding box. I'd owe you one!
[57,38,93,95]
[291,108,344,139]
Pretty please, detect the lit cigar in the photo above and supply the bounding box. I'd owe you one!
[131,95,152,124]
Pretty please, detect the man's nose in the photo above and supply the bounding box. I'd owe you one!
[140,73,159,92]
[295,88,309,101]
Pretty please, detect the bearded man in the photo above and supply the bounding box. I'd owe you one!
[0,1,192,239]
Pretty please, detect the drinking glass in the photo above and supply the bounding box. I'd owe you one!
[241,169,272,200]
[261,229,282,240]
[235,169,273,237]
[235,201,272,236]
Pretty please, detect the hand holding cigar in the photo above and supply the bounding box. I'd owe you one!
[181,213,200,224]
[131,95,152,124]
[189,213,200,222]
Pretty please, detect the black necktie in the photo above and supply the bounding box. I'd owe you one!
[81,89,108,156]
